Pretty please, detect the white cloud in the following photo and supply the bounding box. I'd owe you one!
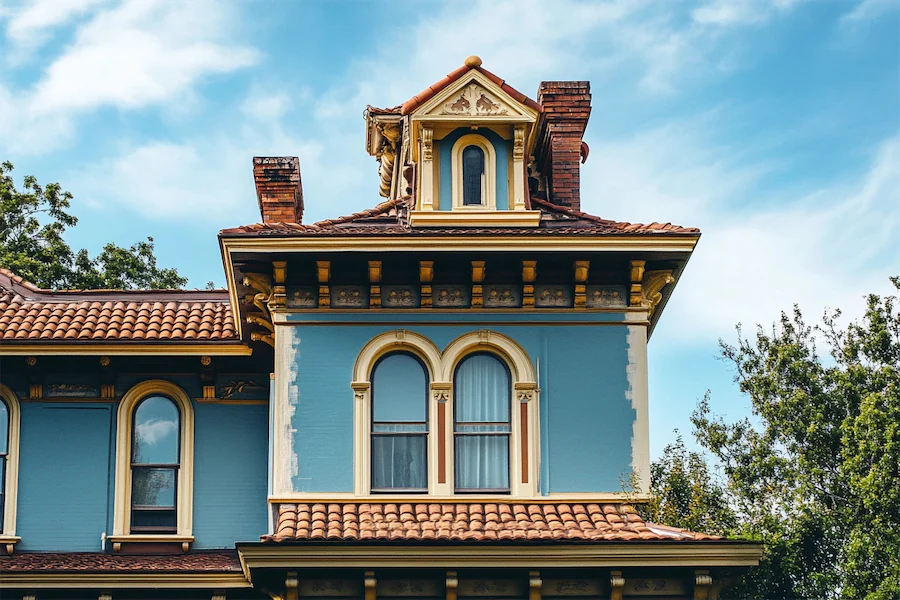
[840,0,899,25]
[3,0,111,59]
[692,0,802,26]
[135,417,176,446]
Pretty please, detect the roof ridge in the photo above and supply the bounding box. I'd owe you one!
[0,267,227,298]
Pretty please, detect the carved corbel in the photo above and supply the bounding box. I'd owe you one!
[641,270,675,314]
[364,571,377,600]
[529,571,542,600]
[472,261,485,308]
[247,314,275,332]
[251,332,275,348]
[694,570,713,600]
[317,261,330,308]
[522,260,537,308]
[629,259,646,306]
[420,260,434,307]
[285,571,299,600]
[610,571,625,600]
[574,260,589,307]
[369,260,382,308]
[446,571,458,600]
[29,384,42,400]
[272,260,287,308]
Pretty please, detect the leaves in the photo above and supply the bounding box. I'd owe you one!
[650,278,900,599]
[0,161,186,290]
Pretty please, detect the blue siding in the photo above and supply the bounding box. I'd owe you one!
[438,127,510,210]
[193,403,269,547]
[287,321,635,494]
[17,405,113,551]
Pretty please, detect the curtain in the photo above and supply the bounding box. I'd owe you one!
[371,353,428,491]
[454,354,511,491]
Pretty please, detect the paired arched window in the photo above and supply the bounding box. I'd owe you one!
[130,395,181,533]
[371,353,429,492]
[453,354,511,492]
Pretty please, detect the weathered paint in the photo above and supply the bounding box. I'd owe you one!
[278,321,638,494]
[438,127,510,210]
[17,404,113,551]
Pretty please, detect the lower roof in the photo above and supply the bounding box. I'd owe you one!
[0,550,243,573]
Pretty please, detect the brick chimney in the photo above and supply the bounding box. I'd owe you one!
[536,81,591,212]
[253,156,303,223]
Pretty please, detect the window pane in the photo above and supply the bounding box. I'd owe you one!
[132,508,176,532]
[373,423,427,433]
[132,467,176,507]
[455,354,510,425]
[462,145,484,205]
[133,396,179,465]
[0,400,8,455]
[372,435,427,490]
[372,353,427,423]
[455,436,509,490]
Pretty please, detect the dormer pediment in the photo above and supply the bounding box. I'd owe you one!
[410,71,538,124]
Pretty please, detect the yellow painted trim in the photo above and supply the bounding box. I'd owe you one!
[221,235,699,254]
[221,242,244,339]
[449,133,497,211]
[237,542,763,569]
[195,398,268,405]
[0,573,251,589]
[0,385,20,538]
[410,70,539,122]
[113,381,194,539]
[0,344,251,356]
[409,210,542,228]
[267,493,653,503]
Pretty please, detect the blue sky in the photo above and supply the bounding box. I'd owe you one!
[1,0,898,458]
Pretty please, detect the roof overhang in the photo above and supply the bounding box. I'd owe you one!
[0,342,253,356]
[0,571,251,589]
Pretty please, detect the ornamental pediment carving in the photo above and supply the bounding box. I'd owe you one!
[439,83,511,116]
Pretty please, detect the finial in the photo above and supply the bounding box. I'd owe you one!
[465,55,482,68]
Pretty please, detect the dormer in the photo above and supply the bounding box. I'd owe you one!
[366,56,546,227]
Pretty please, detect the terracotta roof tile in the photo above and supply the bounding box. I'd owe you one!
[0,268,239,344]
[0,550,243,573]
[263,502,723,543]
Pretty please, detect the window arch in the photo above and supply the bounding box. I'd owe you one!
[112,380,194,549]
[451,134,496,210]
[370,352,429,492]
[0,384,21,551]
[453,353,511,492]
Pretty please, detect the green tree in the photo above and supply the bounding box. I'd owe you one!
[0,161,186,290]
[647,278,900,599]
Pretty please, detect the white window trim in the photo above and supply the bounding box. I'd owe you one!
[352,330,539,497]
[0,384,21,554]
[110,380,194,550]
[450,134,497,211]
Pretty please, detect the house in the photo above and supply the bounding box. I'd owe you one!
[0,57,760,598]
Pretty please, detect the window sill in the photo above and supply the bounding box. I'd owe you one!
[107,534,194,553]
[409,210,541,228]
[0,535,21,555]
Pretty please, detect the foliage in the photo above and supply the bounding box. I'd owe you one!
[646,278,900,600]
[0,161,186,290]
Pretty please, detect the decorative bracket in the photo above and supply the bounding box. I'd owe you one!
[420,261,434,307]
[285,571,299,600]
[472,261,485,308]
[522,260,537,308]
[364,571,377,600]
[610,571,625,600]
[694,570,713,600]
[317,261,331,308]
[272,260,287,308]
[574,260,590,307]
[446,570,459,600]
[242,272,276,348]
[529,571,542,600]
[629,260,674,315]
[369,260,382,308]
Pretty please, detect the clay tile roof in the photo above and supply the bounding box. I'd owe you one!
[0,268,239,344]
[400,60,542,116]
[263,502,724,543]
[219,195,700,238]
[0,550,243,573]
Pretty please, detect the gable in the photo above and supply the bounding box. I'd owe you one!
[411,71,537,123]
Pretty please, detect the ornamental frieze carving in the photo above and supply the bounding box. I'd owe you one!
[331,286,368,308]
[382,286,420,308]
[535,285,572,307]
[484,285,521,308]
[433,285,469,307]
[586,285,628,308]
[440,83,510,116]
[286,286,317,308]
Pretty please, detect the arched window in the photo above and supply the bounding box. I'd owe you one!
[462,145,485,206]
[0,398,8,527]
[371,353,429,492]
[453,353,511,492]
[130,396,180,533]
[0,384,21,548]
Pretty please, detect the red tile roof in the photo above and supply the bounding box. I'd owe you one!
[263,502,722,543]
[398,59,543,116]
[0,550,243,573]
[219,196,700,238]
[0,268,238,343]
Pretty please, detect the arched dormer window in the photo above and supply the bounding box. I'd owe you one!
[371,352,429,492]
[131,396,180,533]
[451,134,496,210]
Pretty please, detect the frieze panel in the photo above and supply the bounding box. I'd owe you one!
[377,580,443,597]
[299,579,362,597]
[331,286,369,308]
[433,285,470,308]
[382,286,420,308]
[459,579,524,597]
[46,383,99,398]
[586,285,628,308]
[440,83,511,116]
[484,285,521,308]
[215,375,268,401]
[542,579,604,596]
[623,579,686,596]
[535,285,572,308]
[287,286,317,308]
